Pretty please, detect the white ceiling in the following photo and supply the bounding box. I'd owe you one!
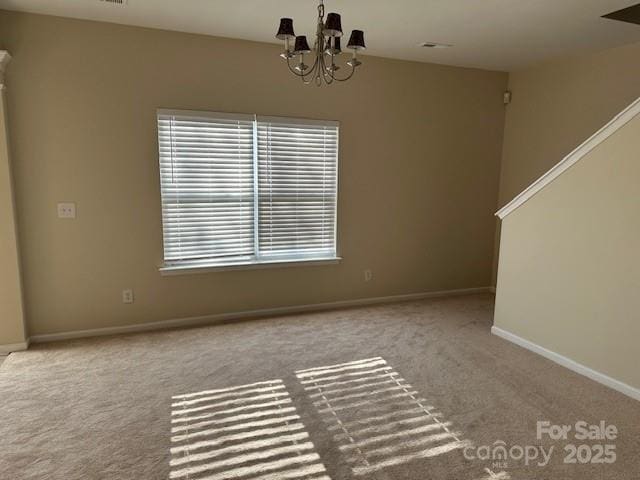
[2,0,640,71]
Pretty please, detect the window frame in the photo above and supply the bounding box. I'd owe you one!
[156,109,341,275]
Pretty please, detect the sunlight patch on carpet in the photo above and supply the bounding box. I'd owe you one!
[170,379,330,480]
[296,357,472,476]
[476,468,511,479]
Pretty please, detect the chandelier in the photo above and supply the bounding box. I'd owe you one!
[276,0,366,86]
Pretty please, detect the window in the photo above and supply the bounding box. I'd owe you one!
[157,110,339,272]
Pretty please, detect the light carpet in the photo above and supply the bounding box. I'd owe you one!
[0,294,638,479]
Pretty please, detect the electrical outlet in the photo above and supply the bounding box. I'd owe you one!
[364,269,373,282]
[122,289,134,304]
[57,202,76,219]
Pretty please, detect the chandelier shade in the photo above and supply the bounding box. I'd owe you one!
[294,36,312,54]
[347,30,366,50]
[276,18,295,40]
[276,0,365,86]
[323,13,343,37]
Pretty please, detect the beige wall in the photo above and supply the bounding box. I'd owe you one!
[492,40,640,284]
[494,112,640,389]
[0,11,507,336]
[0,71,26,348]
[499,40,640,207]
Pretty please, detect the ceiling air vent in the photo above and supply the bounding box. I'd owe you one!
[100,0,128,5]
[602,3,640,25]
[419,42,452,49]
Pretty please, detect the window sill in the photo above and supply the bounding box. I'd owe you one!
[159,257,342,276]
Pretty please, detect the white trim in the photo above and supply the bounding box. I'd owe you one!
[491,326,640,402]
[157,109,254,122]
[29,287,492,344]
[251,114,260,260]
[496,96,640,219]
[0,339,29,355]
[156,109,339,128]
[160,257,342,275]
[256,115,339,128]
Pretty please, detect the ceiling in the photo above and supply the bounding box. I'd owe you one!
[2,0,640,71]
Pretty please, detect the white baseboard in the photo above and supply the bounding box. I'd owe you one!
[28,287,492,344]
[491,326,640,402]
[0,339,30,355]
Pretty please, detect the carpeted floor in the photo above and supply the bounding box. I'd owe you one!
[0,294,638,479]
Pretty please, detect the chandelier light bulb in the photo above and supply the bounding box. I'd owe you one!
[325,37,342,56]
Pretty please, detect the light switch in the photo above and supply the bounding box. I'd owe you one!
[122,289,134,304]
[57,202,76,219]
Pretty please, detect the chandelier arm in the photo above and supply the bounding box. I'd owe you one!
[320,52,335,85]
[298,64,315,85]
[285,55,307,77]
[305,56,320,83]
[302,68,317,85]
[326,62,357,82]
[318,51,328,83]
[315,33,325,86]
[319,44,357,83]
[285,54,319,79]
[323,70,335,85]
[304,61,322,85]
[285,61,306,77]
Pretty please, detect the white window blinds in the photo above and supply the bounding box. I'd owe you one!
[157,110,338,269]
[257,117,338,260]
[158,112,256,265]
